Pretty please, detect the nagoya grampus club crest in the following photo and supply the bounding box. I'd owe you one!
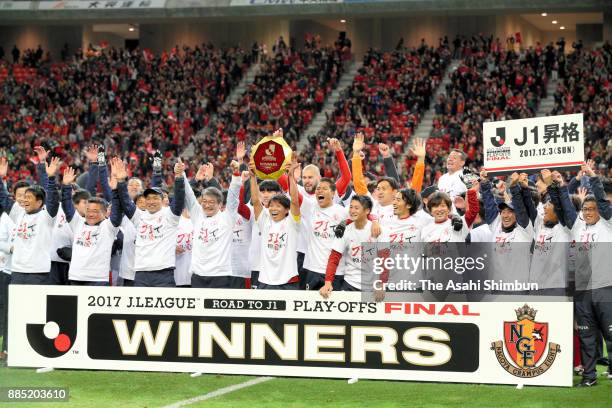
[491,304,561,378]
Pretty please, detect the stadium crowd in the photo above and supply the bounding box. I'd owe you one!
[302,40,451,181]
[0,42,252,188]
[0,36,610,388]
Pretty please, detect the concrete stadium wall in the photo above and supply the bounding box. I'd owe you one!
[0,13,600,59]
[0,25,81,60]
[139,20,290,53]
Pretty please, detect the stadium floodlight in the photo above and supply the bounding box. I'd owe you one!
[552,20,557,24]
[560,26,565,30]
[340,19,346,23]
[541,13,547,17]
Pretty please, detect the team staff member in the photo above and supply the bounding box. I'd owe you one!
[0,155,60,284]
[183,160,241,288]
[552,162,612,387]
[480,171,534,286]
[60,166,123,285]
[0,206,14,359]
[116,158,185,287]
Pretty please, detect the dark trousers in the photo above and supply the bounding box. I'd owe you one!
[49,261,70,285]
[340,280,360,291]
[229,277,247,289]
[0,273,10,352]
[258,282,299,290]
[134,268,175,287]
[305,270,344,291]
[575,287,612,380]
[191,275,233,288]
[297,252,306,290]
[118,277,134,287]
[9,272,50,285]
[250,271,260,289]
[69,280,109,286]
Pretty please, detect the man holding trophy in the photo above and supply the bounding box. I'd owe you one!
[249,129,302,289]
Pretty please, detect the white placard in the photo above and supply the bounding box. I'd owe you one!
[8,286,572,387]
[483,114,584,175]
[38,0,166,10]
[0,1,32,10]
[229,0,343,5]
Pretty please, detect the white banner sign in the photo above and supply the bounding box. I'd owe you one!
[38,0,165,10]
[9,286,572,387]
[0,1,32,10]
[483,113,584,175]
[230,0,343,5]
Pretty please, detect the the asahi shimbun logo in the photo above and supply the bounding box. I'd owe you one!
[491,304,560,377]
[26,295,78,358]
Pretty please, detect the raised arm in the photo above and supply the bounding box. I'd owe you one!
[34,146,49,189]
[518,173,537,225]
[226,161,242,215]
[408,138,426,193]
[108,175,123,228]
[328,138,351,197]
[380,143,400,183]
[98,162,113,203]
[479,169,498,225]
[84,145,99,196]
[351,132,368,195]
[86,163,99,196]
[170,160,185,217]
[44,157,61,218]
[113,157,136,219]
[288,155,301,218]
[464,184,480,227]
[249,159,263,221]
[583,160,611,221]
[237,172,252,220]
[61,167,77,222]
[183,170,199,214]
[509,173,528,229]
[551,171,577,229]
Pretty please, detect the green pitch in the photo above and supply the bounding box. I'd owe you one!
[0,365,610,408]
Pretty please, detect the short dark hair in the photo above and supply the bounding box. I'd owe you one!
[269,193,290,210]
[350,195,373,212]
[376,177,400,191]
[88,197,108,213]
[367,181,377,194]
[318,178,336,192]
[450,149,467,162]
[398,188,421,215]
[134,193,144,204]
[13,180,30,194]
[202,187,223,204]
[259,180,282,192]
[427,192,452,212]
[582,195,598,212]
[25,185,45,203]
[72,189,91,205]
